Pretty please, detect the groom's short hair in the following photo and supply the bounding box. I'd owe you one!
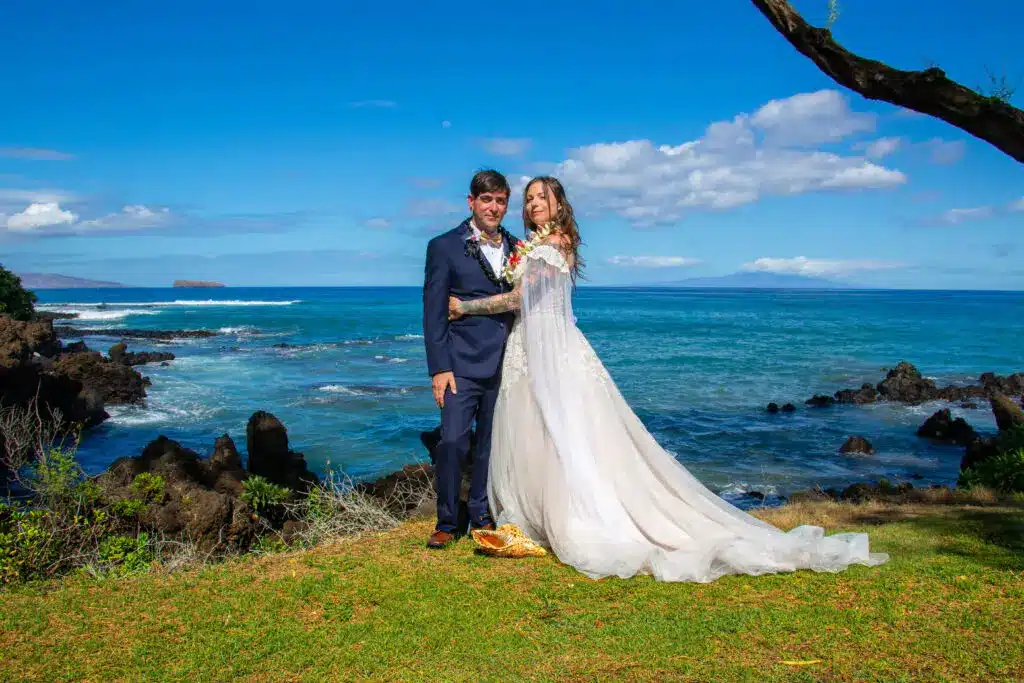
[470,169,510,198]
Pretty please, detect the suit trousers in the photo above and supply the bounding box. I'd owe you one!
[434,374,500,533]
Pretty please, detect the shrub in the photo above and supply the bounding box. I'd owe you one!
[997,425,1024,454]
[282,465,432,549]
[130,473,166,503]
[240,476,289,515]
[960,449,1024,494]
[0,264,37,321]
[96,533,153,577]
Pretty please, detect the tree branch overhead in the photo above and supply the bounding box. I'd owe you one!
[751,0,1024,163]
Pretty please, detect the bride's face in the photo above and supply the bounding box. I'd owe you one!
[525,181,559,227]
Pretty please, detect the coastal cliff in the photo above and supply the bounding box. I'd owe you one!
[172,280,225,288]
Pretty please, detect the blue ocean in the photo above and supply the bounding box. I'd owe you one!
[36,287,1024,508]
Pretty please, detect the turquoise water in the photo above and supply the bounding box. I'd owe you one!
[36,287,1024,507]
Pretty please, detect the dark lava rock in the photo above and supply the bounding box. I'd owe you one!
[99,434,257,552]
[781,403,796,412]
[839,481,914,502]
[1,317,62,366]
[354,463,436,517]
[766,402,779,414]
[246,411,318,492]
[839,436,876,455]
[876,361,937,404]
[55,326,219,340]
[835,383,879,405]
[961,437,1000,473]
[36,311,79,321]
[0,317,108,443]
[63,340,89,354]
[109,342,174,366]
[52,351,147,405]
[980,372,1024,398]
[916,409,979,447]
[805,394,836,408]
[990,394,1024,433]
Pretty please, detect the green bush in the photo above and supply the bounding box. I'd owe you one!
[0,504,57,584]
[960,448,1024,494]
[997,425,1024,454]
[111,498,147,519]
[97,533,153,577]
[130,473,166,503]
[241,476,289,515]
[0,264,37,321]
[29,448,88,512]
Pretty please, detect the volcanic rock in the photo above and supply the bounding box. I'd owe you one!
[916,409,979,446]
[245,411,318,492]
[839,436,876,455]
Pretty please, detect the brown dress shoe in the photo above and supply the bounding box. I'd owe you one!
[427,530,455,549]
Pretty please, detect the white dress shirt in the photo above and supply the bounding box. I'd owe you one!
[469,220,507,279]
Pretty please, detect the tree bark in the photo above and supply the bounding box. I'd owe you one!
[751,0,1024,164]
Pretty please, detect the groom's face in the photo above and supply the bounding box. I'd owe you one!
[467,190,509,232]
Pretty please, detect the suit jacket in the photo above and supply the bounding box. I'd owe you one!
[423,218,516,379]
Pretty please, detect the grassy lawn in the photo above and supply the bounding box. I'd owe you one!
[2,501,1023,682]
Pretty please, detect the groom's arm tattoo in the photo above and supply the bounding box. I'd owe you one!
[460,290,522,315]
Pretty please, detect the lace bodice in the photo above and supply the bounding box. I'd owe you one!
[501,245,611,389]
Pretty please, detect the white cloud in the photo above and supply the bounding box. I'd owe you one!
[6,202,77,231]
[607,255,702,268]
[0,188,77,204]
[921,138,965,165]
[0,147,74,160]
[742,256,904,277]
[939,206,994,224]
[750,90,876,146]
[81,205,172,230]
[350,100,397,108]
[856,137,902,159]
[479,137,532,156]
[1008,198,1024,212]
[364,217,392,229]
[546,90,905,226]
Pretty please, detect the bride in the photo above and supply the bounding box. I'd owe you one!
[448,175,889,583]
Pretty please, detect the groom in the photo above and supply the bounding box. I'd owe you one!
[422,169,516,549]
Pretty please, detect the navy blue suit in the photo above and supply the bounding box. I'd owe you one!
[423,218,516,533]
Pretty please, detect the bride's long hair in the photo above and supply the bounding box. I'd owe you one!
[521,176,585,283]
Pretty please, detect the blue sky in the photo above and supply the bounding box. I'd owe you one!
[1,0,1021,289]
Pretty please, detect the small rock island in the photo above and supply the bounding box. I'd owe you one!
[173,280,225,288]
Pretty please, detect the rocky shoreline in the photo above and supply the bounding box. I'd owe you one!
[3,314,1023,552]
[763,361,1024,478]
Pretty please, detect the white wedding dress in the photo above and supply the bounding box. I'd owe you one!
[487,244,889,582]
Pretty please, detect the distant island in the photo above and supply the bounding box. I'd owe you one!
[17,272,127,289]
[173,280,225,288]
[656,272,853,289]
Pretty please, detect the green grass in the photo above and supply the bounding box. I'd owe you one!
[2,501,1023,681]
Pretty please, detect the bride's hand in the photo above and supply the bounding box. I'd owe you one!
[448,296,465,321]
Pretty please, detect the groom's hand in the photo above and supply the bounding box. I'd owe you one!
[448,296,464,321]
[432,371,457,409]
